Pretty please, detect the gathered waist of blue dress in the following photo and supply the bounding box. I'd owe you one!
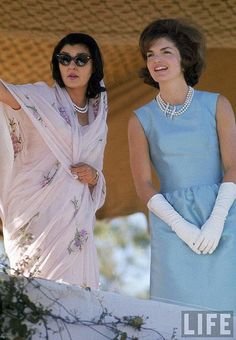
[160,182,221,196]
[159,182,233,227]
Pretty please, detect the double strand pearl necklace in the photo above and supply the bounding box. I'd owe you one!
[73,100,88,114]
[156,86,194,119]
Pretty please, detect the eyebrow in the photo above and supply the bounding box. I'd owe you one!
[147,46,175,52]
[59,52,87,56]
[59,52,72,55]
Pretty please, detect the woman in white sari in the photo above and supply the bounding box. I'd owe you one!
[0,33,108,288]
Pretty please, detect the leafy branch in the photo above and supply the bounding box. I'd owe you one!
[0,257,177,339]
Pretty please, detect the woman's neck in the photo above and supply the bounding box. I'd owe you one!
[66,87,87,107]
[158,80,189,105]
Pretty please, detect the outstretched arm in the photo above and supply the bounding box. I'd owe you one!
[128,113,201,253]
[0,82,20,109]
[193,95,236,254]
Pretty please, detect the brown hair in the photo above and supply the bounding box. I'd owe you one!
[139,18,205,88]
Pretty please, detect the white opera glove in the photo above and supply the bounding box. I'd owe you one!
[147,193,201,254]
[192,182,236,255]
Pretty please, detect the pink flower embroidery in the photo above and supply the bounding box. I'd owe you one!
[9,118,23,158]
[68,228,88,254]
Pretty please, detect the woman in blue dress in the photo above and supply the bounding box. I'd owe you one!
[128,18,236,311]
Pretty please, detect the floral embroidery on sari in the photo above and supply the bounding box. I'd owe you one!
[67,228,88,254]
[102,182,106,195]
[58,106,71,126]
[24,95,46,126]
[41,161,61,188]
[92,96,100,118]
[9,117,23,158]
[16,247,42,276]
[16,212,40,251]
[103,92,108,114]
[71,196,80,217]
[14,212,42,274]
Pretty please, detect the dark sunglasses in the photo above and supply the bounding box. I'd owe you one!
[56,53,92,67]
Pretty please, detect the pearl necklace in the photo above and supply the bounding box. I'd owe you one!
[73,101,88,114]
[156,86,194,119]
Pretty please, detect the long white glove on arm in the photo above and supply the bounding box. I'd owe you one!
[147,193,201,254]
[192,182,236,255]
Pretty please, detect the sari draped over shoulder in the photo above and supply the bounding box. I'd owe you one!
[0,80,108,288]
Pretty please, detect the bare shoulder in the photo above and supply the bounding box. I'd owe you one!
[128,112,139,125]
[128,113,148,146]
[128,112,144,132]
[216,94,235,123]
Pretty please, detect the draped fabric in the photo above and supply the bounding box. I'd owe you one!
[0,80,108,288]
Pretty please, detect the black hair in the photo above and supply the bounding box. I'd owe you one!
[51,32,105,98]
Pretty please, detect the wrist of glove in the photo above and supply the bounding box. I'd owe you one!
[192,182,236,255]
[147,193,201,254]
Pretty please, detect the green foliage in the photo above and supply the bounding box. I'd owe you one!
[0,258,166,340]
[0,260,50,339]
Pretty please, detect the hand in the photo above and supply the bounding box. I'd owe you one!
[147,193,201,254]
[192,182,236,255]
[173,219,201,254]
[192,216,224,254]
[70,163,98,186]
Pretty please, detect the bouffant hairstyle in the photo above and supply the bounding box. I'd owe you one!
[139,18,205,88]
[51,32,105,98]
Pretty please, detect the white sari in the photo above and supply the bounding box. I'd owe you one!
[0,80,107,288]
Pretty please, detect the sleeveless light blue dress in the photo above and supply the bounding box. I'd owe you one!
[135,90,236,311]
